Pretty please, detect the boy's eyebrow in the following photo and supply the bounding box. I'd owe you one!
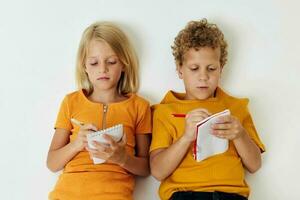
[186,63,216,67]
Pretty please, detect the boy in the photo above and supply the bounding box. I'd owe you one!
[150,19,265,200]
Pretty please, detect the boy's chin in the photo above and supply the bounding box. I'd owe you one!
[186,90,215,100]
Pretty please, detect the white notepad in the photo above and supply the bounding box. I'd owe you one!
[193,109,230,162]
[87,124,123,164]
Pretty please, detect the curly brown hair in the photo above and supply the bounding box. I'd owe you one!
[172,18,228,67]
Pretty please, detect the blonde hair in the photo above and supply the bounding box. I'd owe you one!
[76,21,139,95]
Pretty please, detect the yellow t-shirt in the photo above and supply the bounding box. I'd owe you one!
[150,88,265,200]
[49,90,152,200]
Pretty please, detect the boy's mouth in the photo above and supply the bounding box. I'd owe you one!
[197,86,209,89]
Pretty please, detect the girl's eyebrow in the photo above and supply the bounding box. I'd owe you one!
[87,55,118,59]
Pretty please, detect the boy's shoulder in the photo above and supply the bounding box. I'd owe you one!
[151,88,251,114]
[151,90,186,115]
[218,88,250,109]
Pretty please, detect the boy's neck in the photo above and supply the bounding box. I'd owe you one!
[183,89,218,100]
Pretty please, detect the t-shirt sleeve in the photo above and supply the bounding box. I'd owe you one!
[149,107,173,152]
[135,100,152,134]
[242,107,265,153]
[55,96,72,131]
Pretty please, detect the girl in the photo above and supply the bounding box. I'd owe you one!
[47,21,151,200]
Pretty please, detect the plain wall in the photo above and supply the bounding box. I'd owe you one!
[0,0,299,199]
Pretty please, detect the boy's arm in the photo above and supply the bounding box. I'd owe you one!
[150,108,210,181]
[233,131,262,173]
[211,115,262,173]
[150,136,192,181]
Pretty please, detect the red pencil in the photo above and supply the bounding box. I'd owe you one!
[172,114,186,118]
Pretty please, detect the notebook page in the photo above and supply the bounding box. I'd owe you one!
[194,109,230,162]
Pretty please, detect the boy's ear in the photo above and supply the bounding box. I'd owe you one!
[220,66,223,77]
[177,65,183,79]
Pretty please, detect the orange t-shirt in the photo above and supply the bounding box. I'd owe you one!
[150,88,265,200]
[49,90,151,200]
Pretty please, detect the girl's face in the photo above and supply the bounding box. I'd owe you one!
[85,40,124,92]
[178,47,222,100]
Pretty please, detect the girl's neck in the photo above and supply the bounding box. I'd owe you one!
[89,88,126,104]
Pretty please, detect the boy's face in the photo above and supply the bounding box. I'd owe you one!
[178,47,222,100]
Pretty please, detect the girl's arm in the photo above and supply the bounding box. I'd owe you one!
[150,136,192,181]
[47,128,78,172]
[121,134,151,176]
[47,124,98,172]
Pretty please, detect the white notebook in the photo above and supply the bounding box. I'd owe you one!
[87,124,123,164]
[193,109,230,162]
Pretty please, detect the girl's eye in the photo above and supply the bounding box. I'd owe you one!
[107,60,117,65]
[90,62,98,66]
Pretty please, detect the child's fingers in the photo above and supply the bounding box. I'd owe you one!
[191,108,211,115]
[89,150,109,160]
[192,112,210,119]
[211,123,231,130]
[188,114,209,123]
[92,141,109,150]
[87,146,98,154]
[81,124,98,132]
[211,129,229,138]
[102,134,117,148]
[187,109,211,118]
[119,133,127,146]
[89,142,113,154]
[215,115,233,123]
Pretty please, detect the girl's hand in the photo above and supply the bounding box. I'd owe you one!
[72,124,98,151]
[211,115,246,140]
[183,109,211,142]
[87,133,128,166]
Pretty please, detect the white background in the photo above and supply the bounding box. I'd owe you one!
[0,0,299,199]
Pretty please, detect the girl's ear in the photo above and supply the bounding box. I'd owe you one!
[177,65,183,79]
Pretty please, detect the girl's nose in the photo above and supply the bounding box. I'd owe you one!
[98,63,108,73]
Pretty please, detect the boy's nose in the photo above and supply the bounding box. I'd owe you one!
[198,71,209,80]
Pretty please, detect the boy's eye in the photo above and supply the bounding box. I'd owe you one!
[189,67,198,71]
[208,66,217,71]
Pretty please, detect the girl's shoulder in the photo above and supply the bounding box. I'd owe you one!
[129,93,150,106]
[61,90,85,105]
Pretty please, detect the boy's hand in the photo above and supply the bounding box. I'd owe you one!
[211,115,246,140]
[183,108,211,142]
[87,133,128,166]
[72,124,98,151]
